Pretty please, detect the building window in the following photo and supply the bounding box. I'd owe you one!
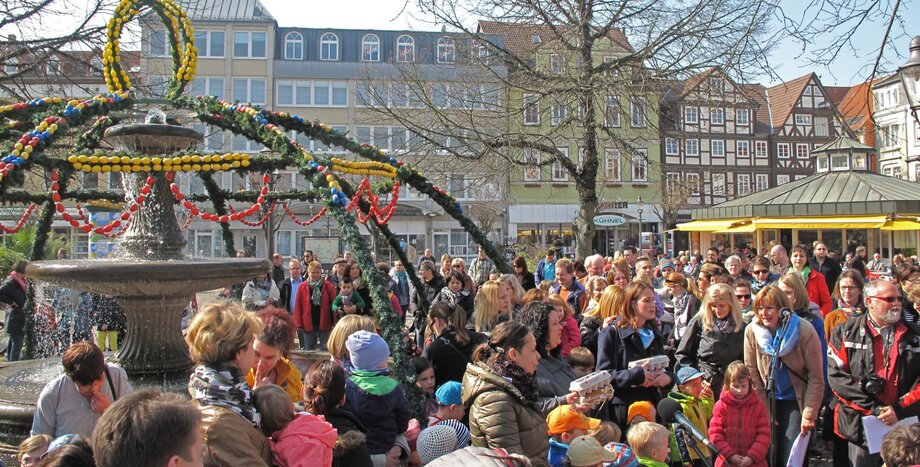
[549,54,563,74]
[665,138,679,156]
[686,138,699,156]
[777,143,790,158]
[397,35,414,62]
[711,140,725,157]
[46,58,61,75]
[755,141,767,158]
[814,116,829,137]
[437,37,455,63]
[737,140,750,157]
[632,149,648,182]
[882,124,901,148]
[711,108,725,125]
[605,96,620,127]
[686,173,701,196]
[550,104,567,126]
[630,97,646,128]
[795,143,809,159]
[190,77,224,99]
[284,32,303,60]
[777,174,791,184]
[684,106,698,124]
[523,149,540,182]
[552,148,569,181]
[736,108,750,125]
[320,33,339,61]
[232,78,266,105]
[816,156,829,172]
[755,173,769,191]
[82,173,99,190]
[712,173,726,195]
[523,93,539,125]
[737,174,751,196]
[3,56,17,75]
[605,149,621,181]
[233,31,266,58]
[149,29,168,56]
[794,114,812,125]
[195,31,225,57]
[362,34,380,62]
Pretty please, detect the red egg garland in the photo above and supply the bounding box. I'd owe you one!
[345,179,400,225]
[0,203,37,234]
[168,172,274,225]
[227,201,277,227]
[283,203,327,227]
[49,170,153,238]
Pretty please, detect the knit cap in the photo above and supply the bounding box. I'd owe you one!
[435,381,462,406]
[626,401,655,424]
[418,425,458,464]
[603,442,638,467]
[346,330,390,371]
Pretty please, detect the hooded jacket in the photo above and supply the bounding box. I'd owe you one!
[423,327,487,387]
[344,371,411,455]
[666,390,713,461]
[709,390,770,467]
[199,405,271,467]
[461,362,549,459]
[323,407,373,467]
[268,413,337,467]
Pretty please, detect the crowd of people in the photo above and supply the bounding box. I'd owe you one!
[10,241,920,467]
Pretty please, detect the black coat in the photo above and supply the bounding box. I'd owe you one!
[324,407,373,467]
[674,314,745,395]
[810,257,842,293]
[423,327,487,387]
[0,277,26,336]
[279,278,299,313]
[518,273,537,291]
[579,316,603,357]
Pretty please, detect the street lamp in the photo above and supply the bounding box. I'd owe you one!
[636,195,644,247]
[898,36,920,131]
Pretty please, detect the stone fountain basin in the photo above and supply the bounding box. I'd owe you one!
[26,258,269,297]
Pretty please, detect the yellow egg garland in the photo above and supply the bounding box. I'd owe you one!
[104,0,196,96]
[66,152,250,173]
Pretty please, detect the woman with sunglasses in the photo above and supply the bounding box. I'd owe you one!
[749,256,779,296]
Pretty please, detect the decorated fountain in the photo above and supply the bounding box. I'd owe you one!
[0,0,509,453]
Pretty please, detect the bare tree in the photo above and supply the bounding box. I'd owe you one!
[363,0,777,258]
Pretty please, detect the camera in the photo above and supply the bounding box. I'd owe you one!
[861,374,885,395]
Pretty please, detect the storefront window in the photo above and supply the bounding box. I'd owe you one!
[797,230,818,249]
[847,229,868,253]
[820,230,843,256]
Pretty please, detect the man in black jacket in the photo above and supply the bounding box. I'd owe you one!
[828,280,920,466]
[0,260,28,361]
[810,242,842,292]
[279,259,306,349]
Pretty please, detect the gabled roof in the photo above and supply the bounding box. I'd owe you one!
[738,83,771,134]
[811,134,873,155]
[693,170,920,219]
[765,73,815,128]
[175,0,274,22]
[836,80,876,136]
[659,68,771,134]
[477,20,633,59]
[824,86,850,106]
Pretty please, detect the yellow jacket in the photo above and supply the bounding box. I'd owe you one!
[246,357,303,403]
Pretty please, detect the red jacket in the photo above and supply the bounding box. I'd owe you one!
[293,279,337,332]
[708,390,770,467]
[805,269,833,316]
[560,315,581,359]
[269,412,338,467]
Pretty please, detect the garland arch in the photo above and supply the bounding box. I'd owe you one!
[0,0,511,405]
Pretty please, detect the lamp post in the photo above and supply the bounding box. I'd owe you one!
[637,195,644,248]
[898,36,920,133]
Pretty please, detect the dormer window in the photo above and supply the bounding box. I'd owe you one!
[531,34,542,44]
[437,37,455,63]
[46,58,61,75]
[320,33,339,61]
[362,34,380,62]
[396,35,415,62]
[285,32,303,60]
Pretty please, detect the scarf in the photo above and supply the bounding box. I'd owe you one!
[8,272,26,292]
[750,313,801,358]
[637,328,655,349]
[189,364,261,428]
[714,315,735,334]
[750,273,775,295]
[490,360,540,404]
[395,270,410,301]
[307,278,323,305]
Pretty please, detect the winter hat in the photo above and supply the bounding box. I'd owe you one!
[418,425,458,464]
[547,404,601,435]
[435,381,463,406]
[626,401,655,424]
[603,442,638,467]
[676,366,704,385]
[345,330,390,371]
[567,435,616,466]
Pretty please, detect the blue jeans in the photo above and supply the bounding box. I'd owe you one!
[6,334,23,361]
[302,330,330,351]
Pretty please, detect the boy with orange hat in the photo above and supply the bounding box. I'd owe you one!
[546,404,602,467]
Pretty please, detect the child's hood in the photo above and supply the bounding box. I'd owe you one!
[275,413,338,447]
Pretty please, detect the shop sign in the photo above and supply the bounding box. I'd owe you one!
[593,214,627,227]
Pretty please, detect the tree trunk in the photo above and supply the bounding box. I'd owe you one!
[574,191,598,259]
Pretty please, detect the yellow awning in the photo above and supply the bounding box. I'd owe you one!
[882,220,920,231]
[676,218,746,232]
[715,223,757,233]
[752,215,887,230]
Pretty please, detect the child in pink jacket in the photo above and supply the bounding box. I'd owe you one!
[549,295,581,358]
[708,361,771,467]
[254,384,337,467]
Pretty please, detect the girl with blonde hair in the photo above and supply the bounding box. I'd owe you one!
[579,285,624,355]
[470,280,509,333]
[675,283,744,398]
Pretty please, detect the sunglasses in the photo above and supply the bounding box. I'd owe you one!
[453,265,463,269]
[869,295,903,304]
[752,269,769,275]
[736,294,751,299]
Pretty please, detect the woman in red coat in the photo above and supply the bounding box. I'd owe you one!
[294,260,337,351]
[789,244,832,316]
[709,361,770,467]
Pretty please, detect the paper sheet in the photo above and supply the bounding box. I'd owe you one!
[862,415,919,454]
[786,430,810,467]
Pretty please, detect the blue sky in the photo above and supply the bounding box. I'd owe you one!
[263,0,918,87]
